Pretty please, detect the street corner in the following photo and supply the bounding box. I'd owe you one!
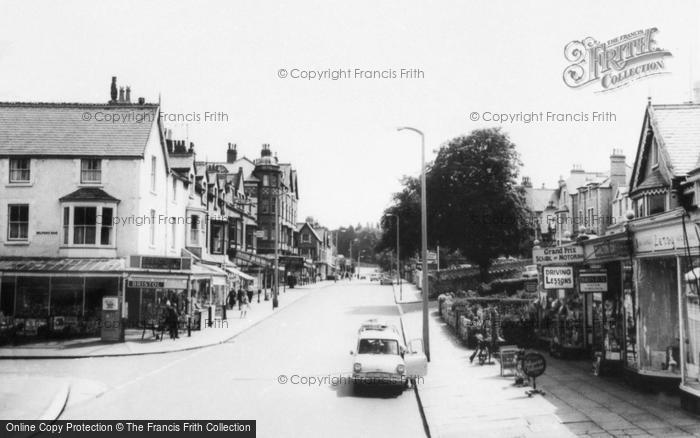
[0,375,70,420]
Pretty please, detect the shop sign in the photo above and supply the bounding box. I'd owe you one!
[579,269,608,292]
[127,280,165,288]
[593,240,629,259]
[533,246,584,265]
[634,224,700,254]
[543,266,574,289]
[522,352,547,377]
[102,296,119,311]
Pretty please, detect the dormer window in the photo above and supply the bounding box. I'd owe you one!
[81,159,102,183]
[651,141,659,168]
[9,158,30,183]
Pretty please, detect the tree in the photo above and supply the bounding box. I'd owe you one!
[377,176,421,261]
[427,128,533,280]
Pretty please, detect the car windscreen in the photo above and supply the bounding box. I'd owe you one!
[358,338,399,355]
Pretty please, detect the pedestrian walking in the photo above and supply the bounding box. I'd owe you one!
[240,295,250,318]
[165,301,179,340]
[237,287,245,310]
[246,284,254,304]
[257,289,261,303]
[227,289,236,310]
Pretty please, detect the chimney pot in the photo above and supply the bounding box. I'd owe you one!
[227,143,238,163]
[125,86,131,103]
[138,97,145,105]
[110,77,118,103]
[118,87,125,103]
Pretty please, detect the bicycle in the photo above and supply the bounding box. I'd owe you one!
[469,333,493,365]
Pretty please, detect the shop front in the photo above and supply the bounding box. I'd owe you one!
[627,211,696,389]
[124,275,189,329]
[0,258,125,341]
[533,245,587,358]
[580,233,634,375]
[674,215,700,411]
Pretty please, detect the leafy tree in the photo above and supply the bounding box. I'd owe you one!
[428,128,533,280]
[377,176,421,261]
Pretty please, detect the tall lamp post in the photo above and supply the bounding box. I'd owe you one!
[397,126,430,361]
[386,213,402,300]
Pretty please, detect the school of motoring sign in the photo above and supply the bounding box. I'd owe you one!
[563,28,672,92]
[533,246,584,265]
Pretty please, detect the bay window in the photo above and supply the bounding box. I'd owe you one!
[61,204,116,246]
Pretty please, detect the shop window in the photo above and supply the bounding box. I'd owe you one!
[635,258,679,373]
[100,207,113,245]
[80,158,101,183]
[1,276,15,316]
[7,204,29,240]
[84,277,119,327]
[9,158,30,183]
[681,258,700,388]
[50,277,84,317]
[15,277,50,319]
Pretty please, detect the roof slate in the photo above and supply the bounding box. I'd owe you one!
[59,187,121,203]
[0,103,159,156]
[650,104,700,176]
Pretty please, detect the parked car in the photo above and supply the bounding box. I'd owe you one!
[370,273,381,281]
[521,264,538,279]
[350,319,427,391]
[379,276,394,285]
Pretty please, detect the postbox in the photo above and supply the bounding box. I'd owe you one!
[101,296,123,342]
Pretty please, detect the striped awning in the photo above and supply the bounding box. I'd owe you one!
[0,258,126,273]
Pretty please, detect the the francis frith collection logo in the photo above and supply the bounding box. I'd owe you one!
[563,28,672,92]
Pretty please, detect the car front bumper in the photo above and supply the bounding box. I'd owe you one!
[352,372,407,386]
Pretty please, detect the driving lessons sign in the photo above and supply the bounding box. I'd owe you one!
[543,266,574,289]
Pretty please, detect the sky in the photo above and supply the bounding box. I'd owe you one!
[1,0,699,229]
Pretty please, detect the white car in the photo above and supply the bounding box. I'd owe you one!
[350,319,427,391]
[522,264,538,279]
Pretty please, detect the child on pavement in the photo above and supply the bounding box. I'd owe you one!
[240,295,250,318]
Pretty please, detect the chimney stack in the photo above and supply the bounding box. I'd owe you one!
[521,176,532,188]
[110,76,118,103]
[571,164,584,174]
[118,87,125,103]
[125,86,131,103]
[610,148,627,193]
[138,97,145,105]
[261,143,272,157]
[227,143,238,163]
[189,142,195,153]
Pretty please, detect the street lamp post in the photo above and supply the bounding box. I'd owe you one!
[386,213,402,301]
[397,126,430,362]
[273,192,280,309]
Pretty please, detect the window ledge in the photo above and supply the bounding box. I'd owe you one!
[59,245,116,249]
[78,183,103,188]
[4,241,29,246]
[5,183,33,188]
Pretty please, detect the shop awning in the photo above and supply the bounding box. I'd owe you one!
[192,263,228,286]
[224,266,255,281]
[0,257,126,273]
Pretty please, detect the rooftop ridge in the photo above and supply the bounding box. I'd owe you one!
[0,101,158,108]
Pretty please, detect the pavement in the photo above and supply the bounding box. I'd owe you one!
[396,282,700,438]
[0,282,326,359]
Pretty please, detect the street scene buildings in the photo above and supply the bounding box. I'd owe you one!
[3,2,700,438]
